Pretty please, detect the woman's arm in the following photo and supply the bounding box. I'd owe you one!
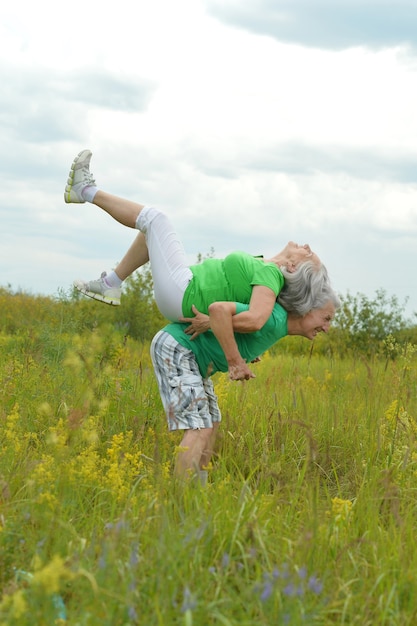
[181,285,277,338]
[230,285,276,332]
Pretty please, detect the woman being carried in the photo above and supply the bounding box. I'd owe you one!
[65,150,333,380]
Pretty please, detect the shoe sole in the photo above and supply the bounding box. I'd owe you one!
[75,285,121,306]
[64,149,92,203]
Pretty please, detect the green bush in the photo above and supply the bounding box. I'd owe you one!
[330,289,412,357]
[117,265,167,341]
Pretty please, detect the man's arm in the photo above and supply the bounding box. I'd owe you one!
[207,301,255,381]
[180,287,277,381]
[180,302,256,381]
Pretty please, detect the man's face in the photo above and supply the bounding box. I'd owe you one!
[298,302,336,339]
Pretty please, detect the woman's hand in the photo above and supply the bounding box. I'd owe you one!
[180,305,210,340]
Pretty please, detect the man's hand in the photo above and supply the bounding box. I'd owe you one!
[228,358,256,381]
[180,305,210,340]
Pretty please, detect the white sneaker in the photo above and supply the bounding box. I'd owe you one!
[64,149,95,203]
[74,272,121,306]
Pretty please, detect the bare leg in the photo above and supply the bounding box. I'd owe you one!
[199,422,219,469]
[67,152,192,316]
[90,191,150,281]
[175,428,214,478]
[92,191,144,228]
[115,233,149,281]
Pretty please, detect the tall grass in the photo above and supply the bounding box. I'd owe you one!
[1,295,417,624]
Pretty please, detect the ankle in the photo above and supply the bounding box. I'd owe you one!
[81,185,98,203]
[104,271,123,288]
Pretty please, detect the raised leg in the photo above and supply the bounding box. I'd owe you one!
[92,190,144,229]
[66,150,191,316]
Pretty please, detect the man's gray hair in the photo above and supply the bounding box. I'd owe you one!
[278,261,341,316]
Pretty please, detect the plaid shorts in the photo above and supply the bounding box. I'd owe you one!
[150,331,222,431]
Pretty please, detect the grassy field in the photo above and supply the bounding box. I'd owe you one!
[1,305,417,625]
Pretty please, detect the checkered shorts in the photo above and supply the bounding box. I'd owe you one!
[150,331,222,431]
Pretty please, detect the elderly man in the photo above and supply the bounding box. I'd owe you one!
[150,293,339,483]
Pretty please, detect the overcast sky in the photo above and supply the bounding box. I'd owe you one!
[1,0,417,320]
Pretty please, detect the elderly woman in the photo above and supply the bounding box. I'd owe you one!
[65,149,335,379]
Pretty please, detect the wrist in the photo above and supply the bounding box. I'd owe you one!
[226,353,245,366]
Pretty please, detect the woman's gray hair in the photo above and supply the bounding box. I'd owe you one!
[278,261,341,316]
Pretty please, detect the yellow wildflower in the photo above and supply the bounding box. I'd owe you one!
[385,400,399,423]
[0,589,28,619]
[32,555,74,595]
[330,497,353,523]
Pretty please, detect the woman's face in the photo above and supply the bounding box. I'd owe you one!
[298,302,336,339]
[285,241,321,268]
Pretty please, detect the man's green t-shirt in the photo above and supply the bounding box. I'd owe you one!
[181,251,284,317]
[163,302,288,378]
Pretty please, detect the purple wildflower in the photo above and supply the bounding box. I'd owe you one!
[180,586,197,613]
[260,581,273,601]
[283,582,304,597]
[307,575,323,595]
[128,606,138,621]
[129,543,140,567]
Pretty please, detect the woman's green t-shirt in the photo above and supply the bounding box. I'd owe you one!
[181,251,284,317]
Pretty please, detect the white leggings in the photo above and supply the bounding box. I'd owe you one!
[136,207,193,321]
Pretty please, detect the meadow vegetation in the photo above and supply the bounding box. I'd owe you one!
[1,280,417,625]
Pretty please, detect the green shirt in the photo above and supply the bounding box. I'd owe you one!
[181,251,284,317]
[163,302,288,378]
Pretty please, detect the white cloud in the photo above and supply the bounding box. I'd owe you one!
[0,0,417,320]
[205,0,417,50]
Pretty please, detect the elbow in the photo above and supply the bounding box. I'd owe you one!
[241,314,265,332]
[248,318,265,331]
[208,302,223,315]
[208,301,236,316]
